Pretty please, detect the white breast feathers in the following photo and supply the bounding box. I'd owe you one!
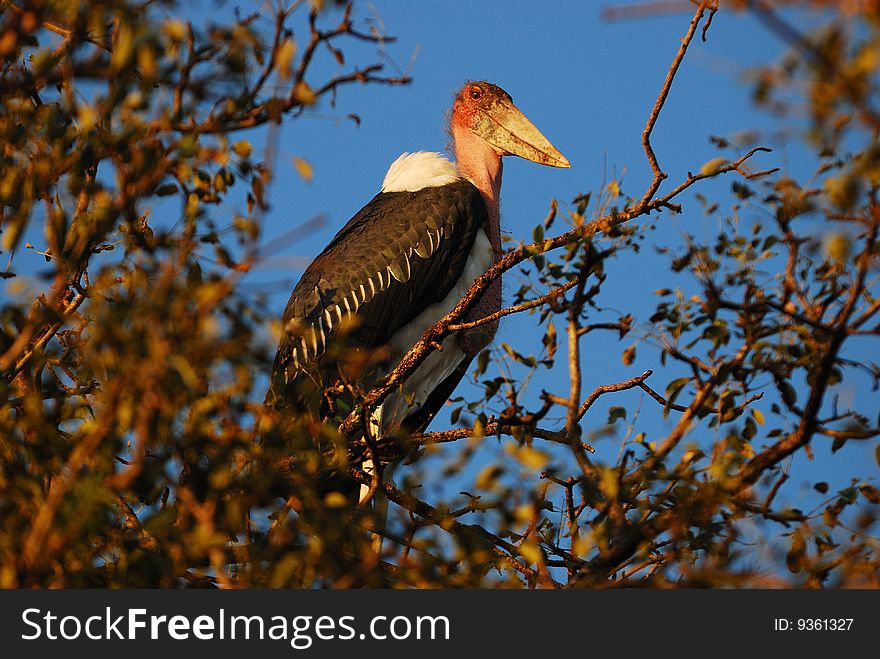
[381,152,461,193]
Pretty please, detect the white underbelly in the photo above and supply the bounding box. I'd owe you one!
[381,231,493,427]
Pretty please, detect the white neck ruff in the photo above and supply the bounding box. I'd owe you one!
[381,152,461,193]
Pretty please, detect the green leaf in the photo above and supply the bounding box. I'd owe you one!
[607,406,627,424]
[665,377,689,412]
[475,349,490,376]
[732,181,753,199]
[155,183,178,196]
[779,381,797,408]
[449,406,462,425]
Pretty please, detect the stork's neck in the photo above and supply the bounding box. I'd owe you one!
[453,124,503,257]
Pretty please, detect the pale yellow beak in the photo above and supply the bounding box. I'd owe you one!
[473,97,570,168]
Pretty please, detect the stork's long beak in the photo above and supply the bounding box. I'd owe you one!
[474,98,570,168]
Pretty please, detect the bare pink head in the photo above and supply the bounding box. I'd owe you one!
[451,81,570,168]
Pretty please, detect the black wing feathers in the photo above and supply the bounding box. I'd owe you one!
[267,179,486,412]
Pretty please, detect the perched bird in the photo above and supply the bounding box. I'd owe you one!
[266,81,569,502]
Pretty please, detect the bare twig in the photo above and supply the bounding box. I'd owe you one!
[634,1,717,212]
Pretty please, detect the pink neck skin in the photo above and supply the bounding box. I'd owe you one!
[451,121,504,354]
[452,122,503,258]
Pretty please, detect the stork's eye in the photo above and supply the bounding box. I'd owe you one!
[470,87,482,100]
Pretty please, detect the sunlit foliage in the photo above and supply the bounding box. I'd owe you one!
[1,1,878,587]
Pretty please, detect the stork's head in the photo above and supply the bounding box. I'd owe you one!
[451,81,570,168]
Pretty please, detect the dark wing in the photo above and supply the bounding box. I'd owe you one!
[402,354,474,433]
[267,179,487,415]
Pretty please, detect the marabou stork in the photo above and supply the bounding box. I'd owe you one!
[266,81,569,502]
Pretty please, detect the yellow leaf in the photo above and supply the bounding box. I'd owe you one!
[0,565,16,588]
[293,81,317,106]
[571,534,594,557]
[700,157,728,176]
[855,46,879,74]
[0,31,16,57]
[209,468,232,490]
[824,176,858,211]
[520,447,548,470]
[752,408,765,425]
[111,22,135,71]
[213,170,227,193]
[293,157,313,183]
[78,103,96,131]
[323,492,348,508]
[199,316,220,339]
[5,276,30,297]
[137,46,156,79]
[1,220,22,252]
[185,192,199,219]
[824,233,850,263]
[607,180,620,197]
[519,541,543,564]
[169,355,198,388]
[599,467,619,499]
[277,38,296,79]
[267,320,283,343]
[123,91,143,110]
[232,141,252,158]
[165,19,187,42]
[475,465,502,491]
